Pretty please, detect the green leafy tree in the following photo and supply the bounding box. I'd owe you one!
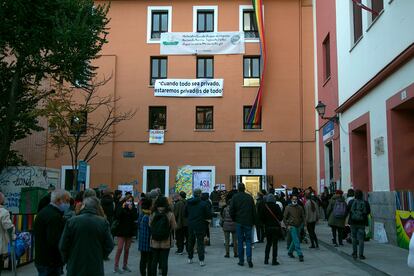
[0,0,110,172]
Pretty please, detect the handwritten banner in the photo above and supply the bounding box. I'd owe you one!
[154,79,223,97]
[149,130,165,144]
[160,32,245,55]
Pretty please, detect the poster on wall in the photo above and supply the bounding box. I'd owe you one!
[149,130,165,144]
[217,184,226,191]
[154,79,223,97]
[193,170,212,194]
[396,210,414,249]
[118,185,133,197]
[160,32,245,55]
[175,166,193,198]
[320,179,325,193]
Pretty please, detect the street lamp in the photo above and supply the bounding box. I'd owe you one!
[315,100,338,123]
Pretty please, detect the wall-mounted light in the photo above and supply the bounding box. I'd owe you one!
[315,100,339,123]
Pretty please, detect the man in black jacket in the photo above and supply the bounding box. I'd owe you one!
[210,186,220,212]
[100,189,114,225]
[37,184,56,212]
[185,188,212,267]
[230,183,257,268]
[59,196,114,276]
[34,189,70,275]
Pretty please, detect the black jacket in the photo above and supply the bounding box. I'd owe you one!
[37,193,51,212]
[34,204,65,267]
[256,197,265,225]
[113,204,138,237]
[230,192,256,226]
[226,189,238,202]
[210,191,220,203]
[185,197,212,233]
[59,208,114,276]
[258,202,283,228]
[100,195,114,222]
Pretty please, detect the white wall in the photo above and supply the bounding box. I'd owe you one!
[339,58,414,192]
[336,0,414,104]
[0,166,60,213]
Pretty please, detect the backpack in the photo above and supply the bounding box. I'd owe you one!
[351,199,366,222]
[332,200,347,218]
[151,212,171,241]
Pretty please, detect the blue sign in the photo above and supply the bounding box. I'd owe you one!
[77,161,87,183]
[323,121,334,141]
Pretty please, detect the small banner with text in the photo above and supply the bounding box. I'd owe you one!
[149,130,165,144]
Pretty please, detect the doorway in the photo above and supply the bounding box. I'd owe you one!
[147,170,166,195]
[324,142,334,191]
[143,166,169,196]
[61,165,90,191]
[64,169,76,191]
[388,97,414,190]
[350,124,370,192]
[241,176,262,198]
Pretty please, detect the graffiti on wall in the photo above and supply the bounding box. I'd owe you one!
[396,210,414,249]
[0,167,41,188]
[175,166,193,198]
[0,167,60,213]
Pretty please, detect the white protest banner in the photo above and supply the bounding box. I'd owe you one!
[160,32,245,55]
[193,171,212,194]
[118,184,133,197]
[149,130,165,144]
[154,79,223,97]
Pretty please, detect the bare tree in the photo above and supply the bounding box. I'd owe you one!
[42,76,135,190]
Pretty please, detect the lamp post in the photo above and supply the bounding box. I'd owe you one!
[315,100,339,123]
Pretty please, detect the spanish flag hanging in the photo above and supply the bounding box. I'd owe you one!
[246,0,267,129]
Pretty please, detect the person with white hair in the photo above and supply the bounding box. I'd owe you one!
[0,192,15,273]
[59,196,114,276]
[34,189,70,275]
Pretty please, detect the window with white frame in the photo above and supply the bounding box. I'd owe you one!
[239,5,262,42]
[193,6,218,33]
[235,142,267,176]
[243,56,260,86]
[147,6,172,43]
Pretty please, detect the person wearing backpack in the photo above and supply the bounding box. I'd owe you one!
[347,189,370,260]
[149,195,176,276]
[327,190,347,246]
[220,199,238,258]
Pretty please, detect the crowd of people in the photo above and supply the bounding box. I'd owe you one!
[0,182,372,276]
